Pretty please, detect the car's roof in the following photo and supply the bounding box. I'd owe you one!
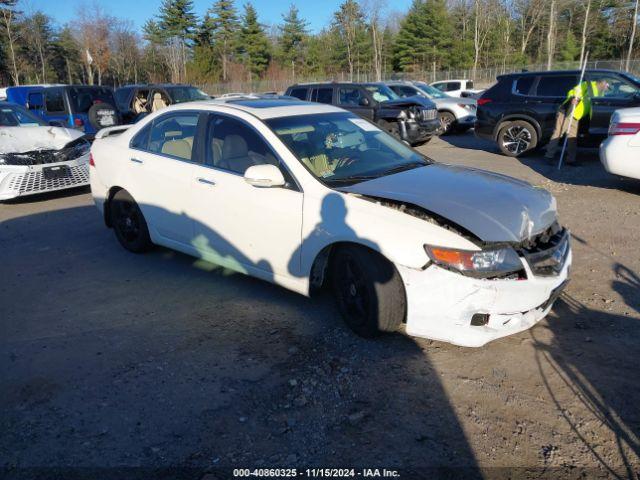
[115,83,196,90]
[497,69,624,79]
[167,98,345,119]
[431,79,470,83]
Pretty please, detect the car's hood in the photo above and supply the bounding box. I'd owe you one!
[0,126,83,154]
[432,96,476,107]
[380,96,436,109]
[341,163,557,243]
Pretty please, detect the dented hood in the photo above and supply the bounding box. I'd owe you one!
[341,163,557,243]
[0,126,84,154]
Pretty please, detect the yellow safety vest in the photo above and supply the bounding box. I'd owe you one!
[565,81,599,121]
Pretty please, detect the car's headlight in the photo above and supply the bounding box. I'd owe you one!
[424,245,523,278]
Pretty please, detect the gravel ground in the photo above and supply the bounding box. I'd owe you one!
[1,132,639,480]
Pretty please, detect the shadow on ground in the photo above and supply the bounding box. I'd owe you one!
[0,203,481,479]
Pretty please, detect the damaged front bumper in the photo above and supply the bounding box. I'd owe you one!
[398,245,571,347]
[0,140,90,200]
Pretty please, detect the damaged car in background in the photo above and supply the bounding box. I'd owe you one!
[90,98,570,347]
[0,102,90,200]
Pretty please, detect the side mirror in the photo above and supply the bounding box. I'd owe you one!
[359,97,370,107]
[244,164,286,188]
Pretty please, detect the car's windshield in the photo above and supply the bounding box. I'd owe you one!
[364,85,399,102]
[0,104,46,126]
[167,87,210,104]
[414,82,449,99]
[267,112,430,186]
[68,87,116,113]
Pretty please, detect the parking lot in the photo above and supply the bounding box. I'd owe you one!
[1,132,639,479]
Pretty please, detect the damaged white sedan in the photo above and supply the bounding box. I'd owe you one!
[90,98,570,347]
[0,102,90,200]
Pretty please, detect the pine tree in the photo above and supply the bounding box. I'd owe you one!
[278,5,308,77]
[332,0,366,80]
[207,0,239,81]
[238,3,270,80]
[393,0,453,72]
[158,0,197,41]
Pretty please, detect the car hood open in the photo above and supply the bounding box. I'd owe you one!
[340,163,557,243]
[0,126,84,155]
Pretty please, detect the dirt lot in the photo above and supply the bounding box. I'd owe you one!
[1,133,639,480]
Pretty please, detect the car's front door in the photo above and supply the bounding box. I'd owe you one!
[188,113,303,281]
[127,111,203,245]
[531,74,579,139]
[586,73,640,140]
[338,87,375,120]
[43,87,70,127]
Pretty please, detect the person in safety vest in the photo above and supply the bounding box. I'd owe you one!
[544,78,610,164]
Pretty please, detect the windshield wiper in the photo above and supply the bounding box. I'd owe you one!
[379,161,427,176]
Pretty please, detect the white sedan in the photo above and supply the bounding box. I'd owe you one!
[600,107,640,180]
[90,97,571,347]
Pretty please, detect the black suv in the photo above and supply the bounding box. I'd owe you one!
[284,82,440,146]
[115,84,210,123]
[475,69,640,156]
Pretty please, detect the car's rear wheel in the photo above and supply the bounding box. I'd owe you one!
[438,111,456,135]
[331,245,406,338]
[109,190,152,253]
[497,120,538,157]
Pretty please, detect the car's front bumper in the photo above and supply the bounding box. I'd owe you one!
[0,155,90,200]
[401,118,441,144]
[398,247,572,347]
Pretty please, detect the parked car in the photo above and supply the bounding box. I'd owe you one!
[284,82,439,146]
[475,69,640,157]
[90,97,570,347]
[5,84,120,136]
[114,84,210,123]
[386,81,476,134]
[431,79,482,98]
[0,101,91,200]
[600,107,640,180]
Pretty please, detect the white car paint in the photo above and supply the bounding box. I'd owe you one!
[90,100,570,347]
[600,107,640,180]
[0,125,90,200]
[430,79,482,98]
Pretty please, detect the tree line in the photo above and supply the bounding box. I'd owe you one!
[0,0,638,88]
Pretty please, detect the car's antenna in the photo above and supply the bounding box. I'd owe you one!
[558,51,589,170]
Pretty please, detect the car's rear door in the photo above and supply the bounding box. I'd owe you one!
[188,112,303,280]
[586,72,640,140]
[126,110,203,245]
[531,74,578,139]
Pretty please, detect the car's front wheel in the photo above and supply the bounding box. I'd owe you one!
[497,120,538,157]
[109,190,153,253]
[331,245,406,338]
[438,111,456,135]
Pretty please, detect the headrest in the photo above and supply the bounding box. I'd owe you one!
[222,134,248,159]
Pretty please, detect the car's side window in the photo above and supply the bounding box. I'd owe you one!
[146,113,200,161]
[206,115,280,175]
[513,77,535,95]
[45,89,65,113]
[534,75,578,97]
[130,123,152,150]
[289,88,308,100]
[587,74,640,99]
[432,83,445,92]
[447,82,461,91]
[338,87,364,106]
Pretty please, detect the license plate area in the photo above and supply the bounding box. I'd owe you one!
[43,165,71,180]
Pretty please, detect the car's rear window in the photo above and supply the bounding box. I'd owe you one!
[535,75,577,97]
[514,77,535,95]
[68,87,116,113]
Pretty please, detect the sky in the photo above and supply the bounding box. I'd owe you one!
[24,0,412,33]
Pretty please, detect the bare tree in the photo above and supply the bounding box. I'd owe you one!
[473,0,492,79]
[362,0,387,81]
[579,0,592,65]
[0,0,20,85]
[514,0,546,58]
[546,0,557,69]
[627,0,639,70]
[74,3,113,85]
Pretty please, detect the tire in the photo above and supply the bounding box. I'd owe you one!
[331,245,406,338]
[438,111,456,135]
[109,190,153,253]
[88,102,120,131]
[497,120,538,157]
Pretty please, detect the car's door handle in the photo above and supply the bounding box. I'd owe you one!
[130,158,144,164]
[197,177,216,186]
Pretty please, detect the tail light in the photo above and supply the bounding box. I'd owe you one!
[74,117,84,127]
[609,122,640,136]
[89,153,95,167]
[477,98,492,106]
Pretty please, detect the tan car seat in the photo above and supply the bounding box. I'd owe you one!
[161,139,191,160]
[133,95,147,114]
[152,92,168,112]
